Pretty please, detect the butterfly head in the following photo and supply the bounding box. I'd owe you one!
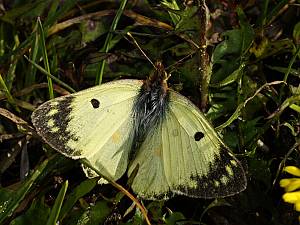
[154,61,169,81]
[144,61,169,95]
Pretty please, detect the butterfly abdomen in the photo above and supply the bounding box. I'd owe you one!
[131,62,169,158]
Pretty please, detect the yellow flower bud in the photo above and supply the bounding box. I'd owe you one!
[284,166,300,177]
[283,192,300,203]
[295,201,300,212]
[280,179,291,188]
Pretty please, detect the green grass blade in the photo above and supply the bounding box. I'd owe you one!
[161,0,180,25]
[37,17,54,99]
[24,56,76,93]
[59,178,98,220]
[266,0,289,24]
[259,0,269,27]
[25,22,39,87]
[0,23,4,56]
[46,180,68,225]
[216,81,284,130]
[279,46,300,101]
[6,34,19,91]
[95,0,128,85]
[210,63,245,88]
[270,94,300,119]
[0,73,20,112]
[44,0,60,27]
[289,103,300,113]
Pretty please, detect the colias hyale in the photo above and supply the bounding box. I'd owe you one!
[32,61,247,200]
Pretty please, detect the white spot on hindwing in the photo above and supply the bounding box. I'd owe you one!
[220,175,229,185]
[230,160,238,167]
[214,180,220,187]
[226,165,234,177]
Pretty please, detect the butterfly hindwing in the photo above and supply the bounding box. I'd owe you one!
[32,79,143,180]
[165,90,246,198]
[128,90,246,199]
[128,121,173,200]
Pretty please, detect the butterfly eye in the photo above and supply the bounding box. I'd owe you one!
[90,99,100,108]
[194,131,204,141]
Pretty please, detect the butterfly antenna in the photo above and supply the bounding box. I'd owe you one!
[126,32,156,69]
[165,51,196,73]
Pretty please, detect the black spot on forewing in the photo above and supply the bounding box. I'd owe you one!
[32,96,81,157]
[90,98,100,108]
[194,131,204,141]
[176,146,247,198]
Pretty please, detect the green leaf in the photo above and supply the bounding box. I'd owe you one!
[200,198,231,222]
[76,200,111,225]
[266,65,300,78]
[59,178,98,220]
[290,84,300,95]
[164,211,185,225]
[293,21,300,44]
[289,103,300,113]
[271,94,300,118]
[249,159,271,190]
[161,0,180,25]
[9,198,50,225]
[207,89,237,122]
[210,63,245,88]
[236,7,255,53]
[175,6,199,32]
[250,38,294,60]
[212,29,244,63]
[88,201,113,225]
[0,159,49,223]
[0,1,49,24]
[80,20,108,43]
[130,207,144,225]
[147,201,164,222]
[282,122,299,137]
[212,8,254,65]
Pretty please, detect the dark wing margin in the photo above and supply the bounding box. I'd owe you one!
[174,145,247,198]
[32,95,83,157]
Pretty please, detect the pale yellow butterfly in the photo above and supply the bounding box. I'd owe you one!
[32,62,246,200]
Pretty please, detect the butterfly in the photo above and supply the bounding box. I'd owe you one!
[31,61,247,200]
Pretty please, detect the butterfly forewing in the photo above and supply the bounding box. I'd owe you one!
[32,79,143,180]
